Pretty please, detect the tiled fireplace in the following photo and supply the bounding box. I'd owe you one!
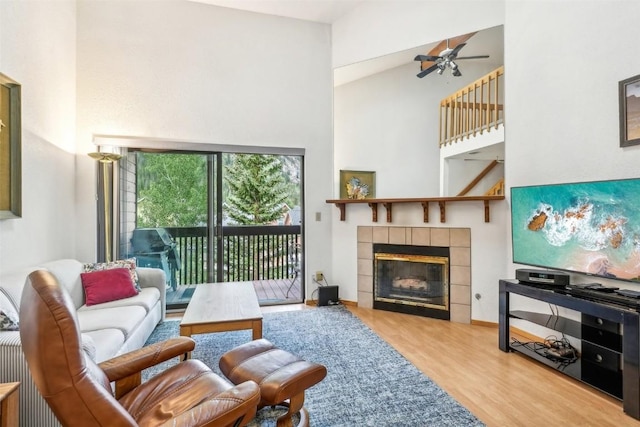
[357,226,471,324]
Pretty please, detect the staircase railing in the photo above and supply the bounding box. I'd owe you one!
[440,66,504,147]
[484,178,504,196]
[456,160,500,197]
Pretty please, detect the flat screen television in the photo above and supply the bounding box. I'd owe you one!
[511,178,640,283]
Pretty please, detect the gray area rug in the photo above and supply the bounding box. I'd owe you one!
[144,305,484,426]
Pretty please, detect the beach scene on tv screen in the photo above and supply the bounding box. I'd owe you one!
[512,179,640,282]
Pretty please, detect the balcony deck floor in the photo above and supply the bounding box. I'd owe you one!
[166,277,302,308]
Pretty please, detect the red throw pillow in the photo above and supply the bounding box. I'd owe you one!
[80,268,139,306]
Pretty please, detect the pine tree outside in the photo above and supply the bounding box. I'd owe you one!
[223,154,300,281]
[132,151,302,302]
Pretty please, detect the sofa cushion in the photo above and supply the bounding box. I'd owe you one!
[77,305,147,341]
[0,289,19,331]
[83,258,141,291]
[0,308,19,331]
[82,328,126,363]
[81,268,138,306]
[78,287,160,314]
[80,333,98,361]
[41,259,85,309]
[0,287,17,310]
[0,267,35,311]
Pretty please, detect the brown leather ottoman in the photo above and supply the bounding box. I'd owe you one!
[219,339,327,427]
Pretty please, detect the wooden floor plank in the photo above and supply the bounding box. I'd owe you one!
[347,306,639,427]
[166,303,638,425]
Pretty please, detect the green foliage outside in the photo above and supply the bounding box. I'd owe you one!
[224,154,290,225]
[134,151,301,283]
[136,153,208,227]
[223,153,297,280]
[137,152,300,227]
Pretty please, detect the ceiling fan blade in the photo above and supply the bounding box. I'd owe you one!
[417,63,439,78]
[414,54,441,62]
[416,31,481,79]
[450,43,467,57]
[420,32,476,60]
[428,40,449,57]
[456,55,490,60]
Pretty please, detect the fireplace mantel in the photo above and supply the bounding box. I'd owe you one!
[326,195,504,223]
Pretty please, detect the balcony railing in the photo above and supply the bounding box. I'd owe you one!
[163,225,301,287]
[439,66,504,147]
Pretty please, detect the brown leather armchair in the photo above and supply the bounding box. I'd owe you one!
[19,269,261,427]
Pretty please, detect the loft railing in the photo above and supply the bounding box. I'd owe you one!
[162,225,301,286]
[439,66,504,147]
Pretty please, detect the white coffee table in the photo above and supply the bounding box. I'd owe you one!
[180,281,263,340]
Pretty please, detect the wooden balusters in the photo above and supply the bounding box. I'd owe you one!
[439,66,504,147]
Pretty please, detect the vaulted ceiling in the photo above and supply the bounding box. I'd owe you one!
[190,0,366,24]
[188,2,504,88]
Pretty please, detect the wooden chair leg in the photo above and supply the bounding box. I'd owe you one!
[297,407,309,427]
[276,392,306,427]
[233,410,256,427]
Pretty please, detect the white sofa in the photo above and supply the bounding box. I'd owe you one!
[0,259,166,427]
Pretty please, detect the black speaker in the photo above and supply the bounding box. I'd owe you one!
[318,285,339,306]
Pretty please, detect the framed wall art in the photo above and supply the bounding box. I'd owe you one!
[619,73,640,147]
[339,170,376,200]
[0,73,22,219]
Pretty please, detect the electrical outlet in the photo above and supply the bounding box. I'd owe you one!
[315,271,324,281]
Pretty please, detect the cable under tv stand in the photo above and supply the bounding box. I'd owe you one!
[499,279,640,420]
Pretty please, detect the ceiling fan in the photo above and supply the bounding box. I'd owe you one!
[414,39,489,78]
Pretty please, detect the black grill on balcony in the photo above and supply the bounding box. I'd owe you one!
[131,228,181,290]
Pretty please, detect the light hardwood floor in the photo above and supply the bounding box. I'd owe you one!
[176,303,640,426]
[346,305,640,427]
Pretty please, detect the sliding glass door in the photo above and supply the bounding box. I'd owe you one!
[116,149,303,310]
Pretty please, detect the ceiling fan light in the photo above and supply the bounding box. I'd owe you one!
[437,68,444,75]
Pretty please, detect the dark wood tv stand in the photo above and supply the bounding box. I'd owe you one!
[499,279,640,419]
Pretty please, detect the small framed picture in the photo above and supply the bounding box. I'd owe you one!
[0,72,22,219]
[619,73,640,147]
[339,170,376,200]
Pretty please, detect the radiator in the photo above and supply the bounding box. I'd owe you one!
[0,332,61,427]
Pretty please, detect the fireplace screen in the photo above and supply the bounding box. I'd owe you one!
[373,244,449,319]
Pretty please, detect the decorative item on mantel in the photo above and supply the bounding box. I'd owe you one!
[339,170,375,200]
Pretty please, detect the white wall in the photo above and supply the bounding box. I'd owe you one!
[5,0,640,324]
[335,60,501,198]
[331,1,507,319]
[75,1,334,297]
[504,1,640,321]
[505,1,640,188]
[331,0,640,323]
[335,62,441,199]
[332,1,505,68]
[0,1,77,274]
